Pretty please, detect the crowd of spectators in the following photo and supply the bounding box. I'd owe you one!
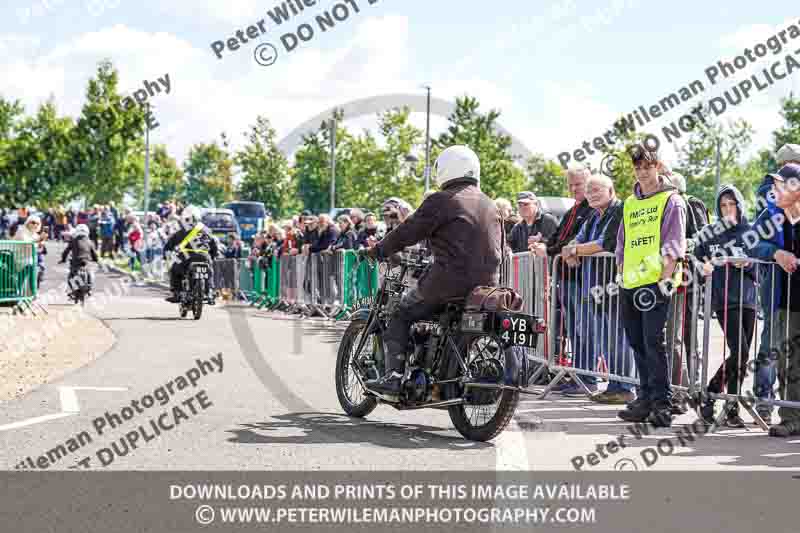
[5,142,800,434]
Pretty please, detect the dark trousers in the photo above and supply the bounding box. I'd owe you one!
[383,288,444,373]
[707,307,756,411]
[621,284,673,406]
[170,262,185,292]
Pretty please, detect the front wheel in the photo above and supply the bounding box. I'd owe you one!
[335,319,378,418]
[447,334,520,441]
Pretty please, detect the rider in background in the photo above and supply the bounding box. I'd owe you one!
[163,206,219,303]
[59,224,98,291]
[364,145,503,396]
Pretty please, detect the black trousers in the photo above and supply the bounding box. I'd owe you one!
[708,307,756,410]
[383,288,444,373]
[620,284,673,407]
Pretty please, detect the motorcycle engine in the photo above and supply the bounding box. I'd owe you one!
[403,367,430,404]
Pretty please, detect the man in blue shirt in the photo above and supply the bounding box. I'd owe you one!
[561,174,633,403]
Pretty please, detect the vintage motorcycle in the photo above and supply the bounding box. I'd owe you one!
[334,250,544,442]
[178,261,215,320]
[67,265,92,306]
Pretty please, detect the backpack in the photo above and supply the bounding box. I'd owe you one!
[685,195,710,238]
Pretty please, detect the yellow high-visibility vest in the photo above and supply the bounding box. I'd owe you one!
[622,191,681,290]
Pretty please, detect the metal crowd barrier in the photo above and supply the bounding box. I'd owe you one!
[699,256,800,432]
[213,258,240,292]
[540,254,640,398]
[0,241,38,305]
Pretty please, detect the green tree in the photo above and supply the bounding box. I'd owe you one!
[293,107,425,213]
[433,96,525,199]
[672,111,760,210]
[525,154,568,197]
[0,98,76,206]
[235,115,297,218]
[71,59,148,204]
[184,135,234,207]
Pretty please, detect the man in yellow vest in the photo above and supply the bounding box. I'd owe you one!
[615,144,687,427]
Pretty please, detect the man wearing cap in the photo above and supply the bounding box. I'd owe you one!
[508,191,558,254]
[750,163,800,435]
[616,144,686,427]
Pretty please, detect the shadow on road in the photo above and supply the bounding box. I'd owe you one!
[227,412,492,450]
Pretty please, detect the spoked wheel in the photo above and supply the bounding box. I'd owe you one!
[335,319,378,418]
[448,334,520,442]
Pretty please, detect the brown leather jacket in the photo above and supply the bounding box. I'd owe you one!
[376,178,502,302]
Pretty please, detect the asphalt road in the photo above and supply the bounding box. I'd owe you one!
[1,244,799,471]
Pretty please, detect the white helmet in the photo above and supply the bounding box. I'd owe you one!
[433,145,480,188]
[73,224,89,238]
[181,206,202,226]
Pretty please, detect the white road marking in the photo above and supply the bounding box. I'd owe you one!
[0,413,75,431]
[0,386,128,432]
[495,419,530,470]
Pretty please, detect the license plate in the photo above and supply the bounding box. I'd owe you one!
[241,224,254,229]
[460,312,487,333]
[193,266,209,279]
[496,313,537,347]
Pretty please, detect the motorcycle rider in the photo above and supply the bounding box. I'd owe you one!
[163,206,219,303]
[364,145,503,397]
[59,224,98,295]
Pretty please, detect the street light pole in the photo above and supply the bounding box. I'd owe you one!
[424,85,431,191]
[330,115,336,213]
[143,102,151,269]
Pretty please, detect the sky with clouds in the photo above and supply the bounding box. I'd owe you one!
[1,0,799,174]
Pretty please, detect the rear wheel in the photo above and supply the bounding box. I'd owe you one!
[335,319,378,418]
[448,334,520,442]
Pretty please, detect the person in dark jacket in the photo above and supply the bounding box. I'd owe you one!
[365,145,503,397]
[508,192,558,254]
[311,214,339,254]
[357,213,382,249]
[331,215,358,251]
[225,234,245,259]
[532,166,593,390]
[562,174,630,402]
[750,151,800,424]
[59,224,98,289]
[299,213,319,255]
[750,163,800,436]
[693,184,756,428]
[162,206,219,303]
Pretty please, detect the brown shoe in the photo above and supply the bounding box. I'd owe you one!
[590,390,635,405]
